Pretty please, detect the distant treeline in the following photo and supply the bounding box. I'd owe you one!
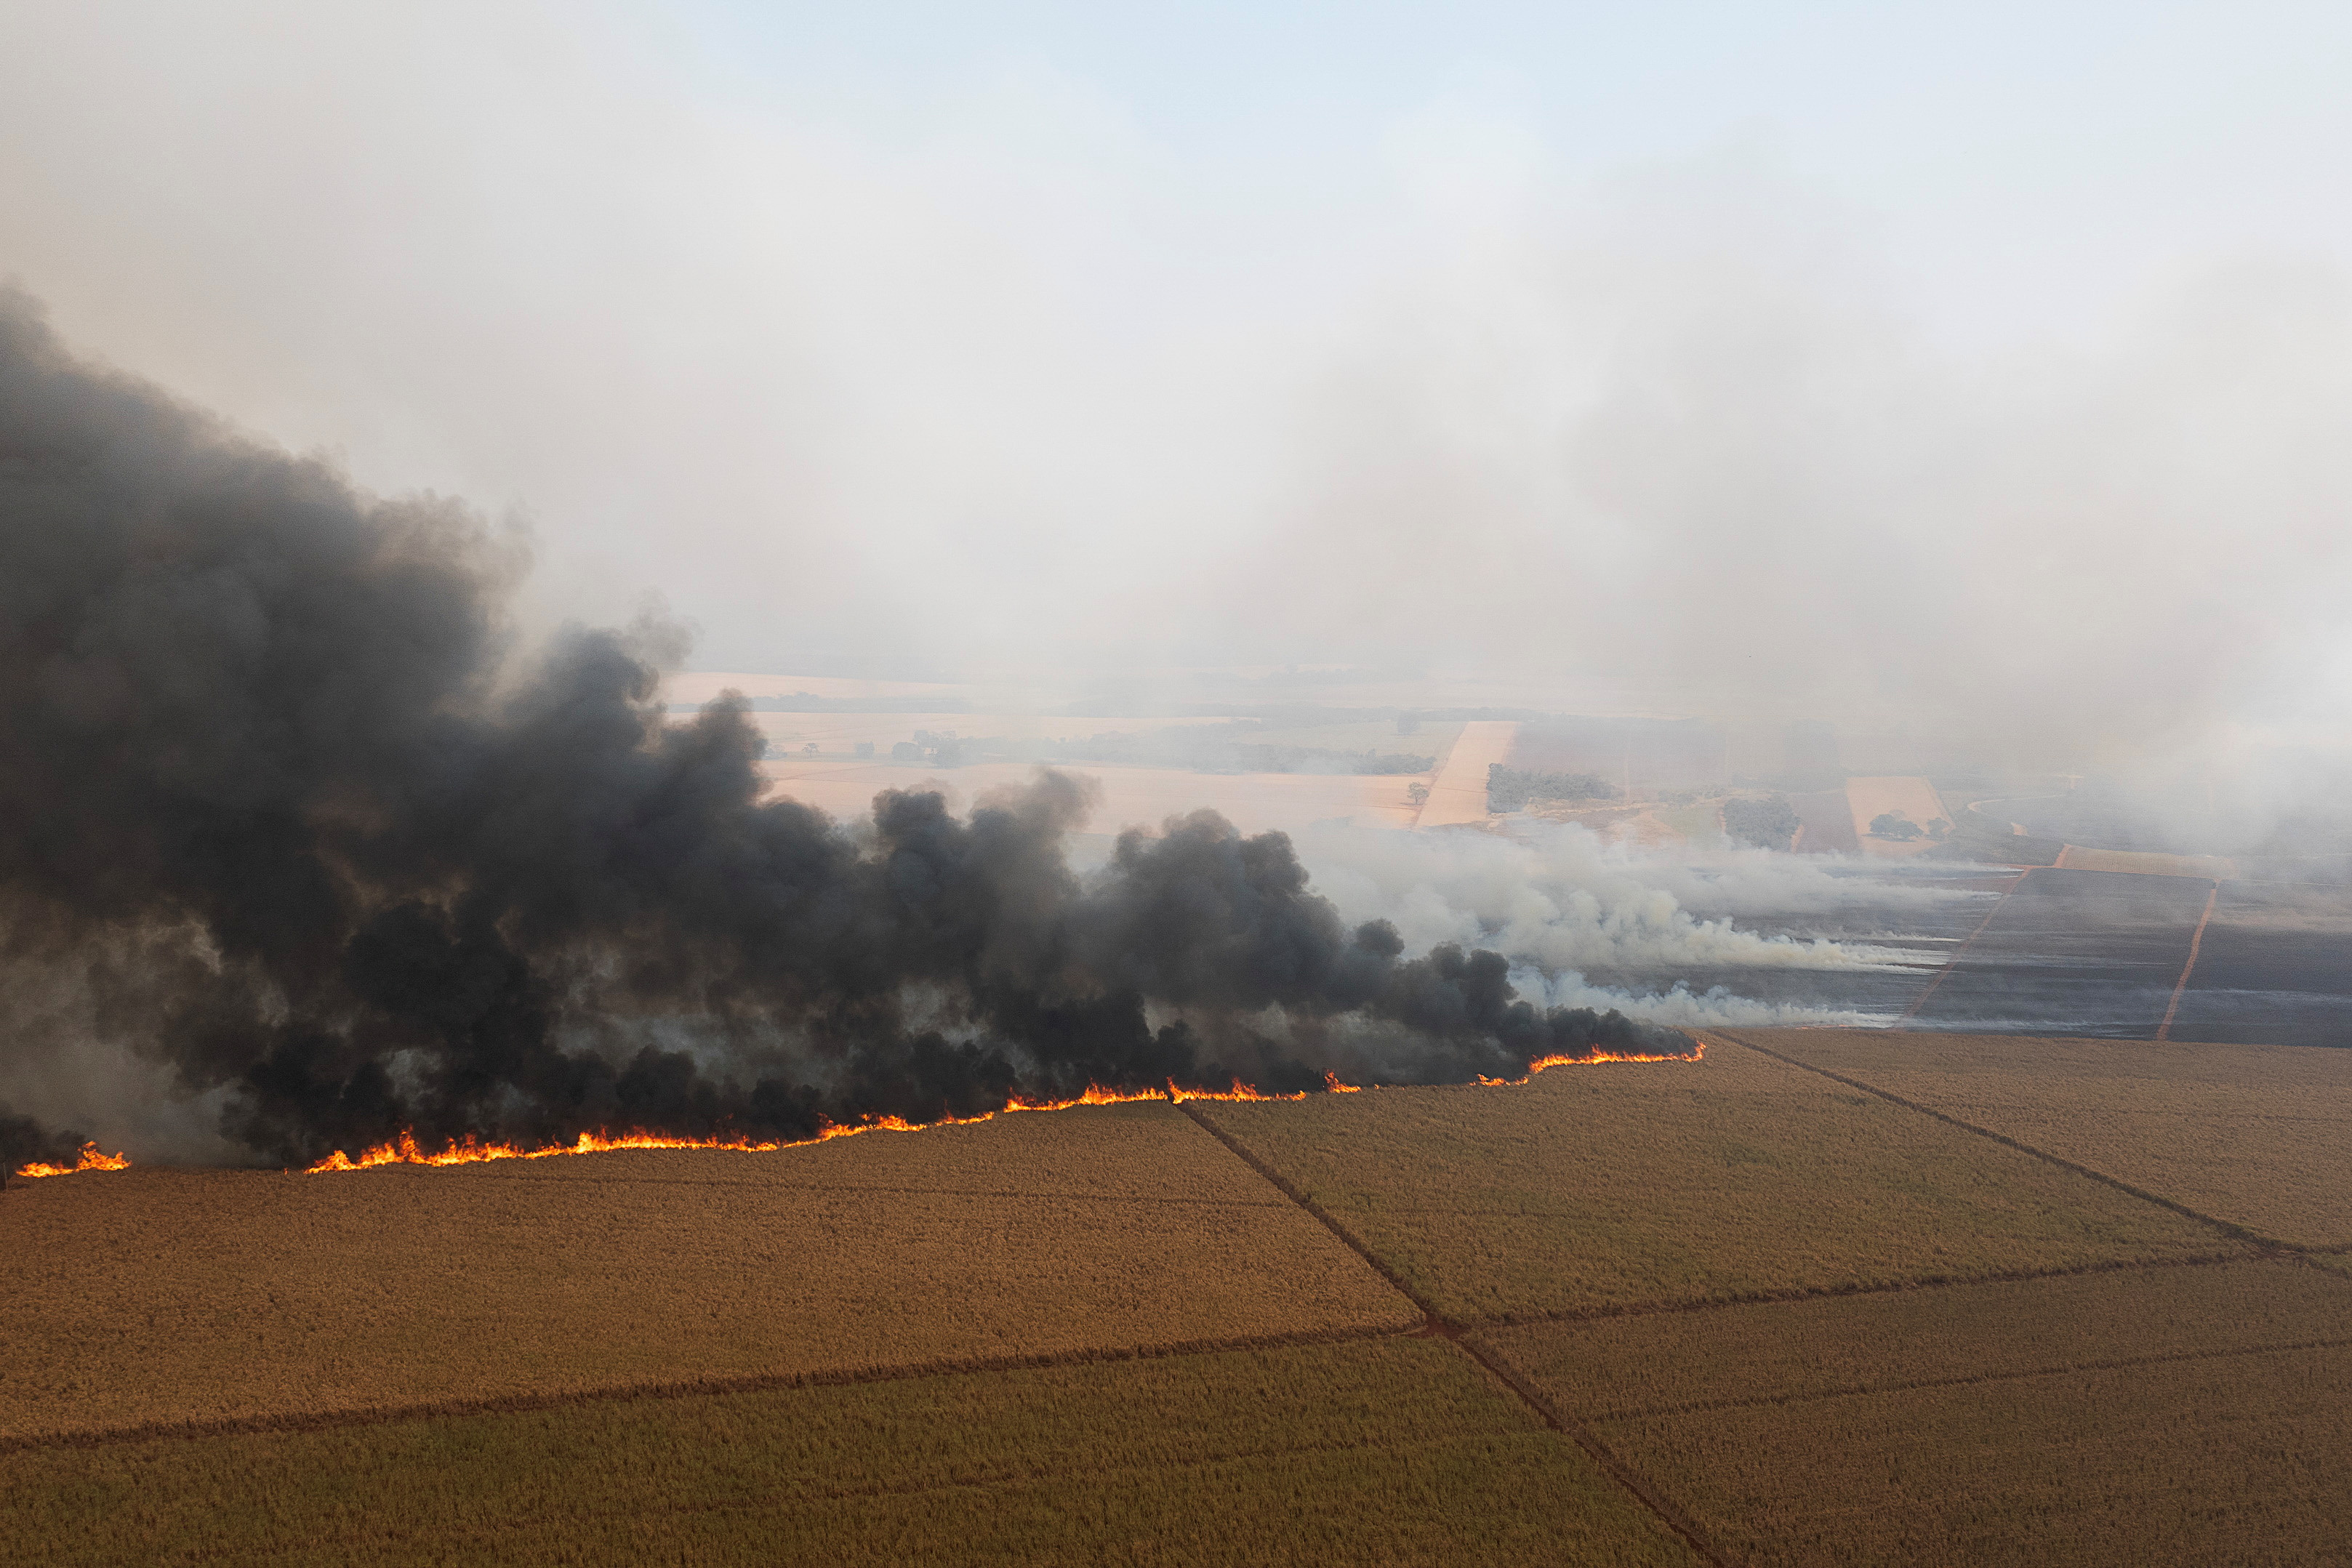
[1486,766,1620,812]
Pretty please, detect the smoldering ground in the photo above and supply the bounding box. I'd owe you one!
[0,292,1687,1169]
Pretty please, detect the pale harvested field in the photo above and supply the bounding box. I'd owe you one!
[758,759,1421,833]
[740,710,1239,755]
[1592,1338,2352,1565]
[0,1103,1414,1444]
[1189,1041,2228,1322]
[4,1338,1703,1568]
[2053,844,2236,878]
[1416,719,1517,827]
[1843,774,1950,859]
[1731,1029,2352,1246]
[663,671,971,706]
[1476,1258,2352,1423]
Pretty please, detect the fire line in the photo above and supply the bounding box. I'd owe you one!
[12,1142,133,1181]
[302,1046,1705,1175]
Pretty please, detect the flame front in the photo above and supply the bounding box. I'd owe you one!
[1477,1038,1709,1087]
[305,1042,1703,1175]
[13,1141,134,1181]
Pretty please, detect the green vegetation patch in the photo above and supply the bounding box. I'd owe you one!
[1192,1043,2228,1322]
[1594,1342,2352,1567]
[1733,1029,2352,1247]
[4,1339,1702,1568]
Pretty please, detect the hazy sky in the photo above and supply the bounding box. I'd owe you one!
[4,1,2349,757]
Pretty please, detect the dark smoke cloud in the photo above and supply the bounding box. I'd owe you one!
[0,290,1685,1167]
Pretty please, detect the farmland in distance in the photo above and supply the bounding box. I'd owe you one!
[1187,1040,2229,1323]
[1731,1028,2352,1246]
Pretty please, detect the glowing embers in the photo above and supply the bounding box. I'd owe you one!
[304,1051,1699,1175]
[14,1141,133,1180]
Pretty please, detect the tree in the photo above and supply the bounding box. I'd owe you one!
[1724,795,1801,851]
[1869,811,1922,841]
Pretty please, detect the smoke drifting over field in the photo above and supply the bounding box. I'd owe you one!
[1291,821,1959,1030]
[0,296,1689,1167]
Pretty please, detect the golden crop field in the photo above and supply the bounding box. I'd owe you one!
[1472,1258,2351,1423]
[0,1101,1413,1444]
[1730,1029,2352,1246]
[1591,1341,2352,1565]
[4,1338,1703,1568]
[12,1036,2346,1564]
[1188,1040,2231,1322]
[1478,1260,2352,1565]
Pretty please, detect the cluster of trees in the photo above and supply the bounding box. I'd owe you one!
[1869,811,1951,842]
[1485,766,1620,813]
[1724,795,1801,851]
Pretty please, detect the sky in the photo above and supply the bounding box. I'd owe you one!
[2,1,2350,766]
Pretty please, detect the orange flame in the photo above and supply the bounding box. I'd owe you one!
[1476,1038,1708,1087]
[303,1042,1703,1174]
[13,1141,134,1181]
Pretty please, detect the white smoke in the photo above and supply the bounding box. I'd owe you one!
[1296,819,1972,973]
[1517,968,1890,1031]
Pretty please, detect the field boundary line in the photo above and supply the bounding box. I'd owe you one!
[2156,881,2221,1040]
[0,1320,1414,1458]
[1900,867,2031,1019]
[1179,1102,1732,1568]
[1710,1031,2275,1246]
[1446,1248,2256,1333]
[1537,1333,2352,1426]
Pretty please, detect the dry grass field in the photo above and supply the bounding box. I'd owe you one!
[2052,844,2236,878]
[0,1102,1413,1444]
[1730,1029,2352,1246]
[1474,1258,2352,1422]
[1481,1261,2352,1565]
[756,757,1424,833]
[4,1339,1703,1568]
[1586,1341,2352,1564]
[15,1032,2348,1564]
[1188,1041,2229,1323]
[1843,775,1951,859]
[1416,719,1517,827]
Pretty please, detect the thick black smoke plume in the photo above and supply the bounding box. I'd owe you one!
[0,292,1689,1167]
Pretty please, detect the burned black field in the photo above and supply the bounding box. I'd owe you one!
[1906,867,2217,1037]
[2166,881,2352,1046]
[1654,860,2352,1048]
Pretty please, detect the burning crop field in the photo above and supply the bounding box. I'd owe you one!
[6,286,2352,1564]
[12,6,2352,1559]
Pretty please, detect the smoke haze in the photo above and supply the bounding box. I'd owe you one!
[4,3,2351,789]
[0,296,1699,1167]
[3,4,2350,1161]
